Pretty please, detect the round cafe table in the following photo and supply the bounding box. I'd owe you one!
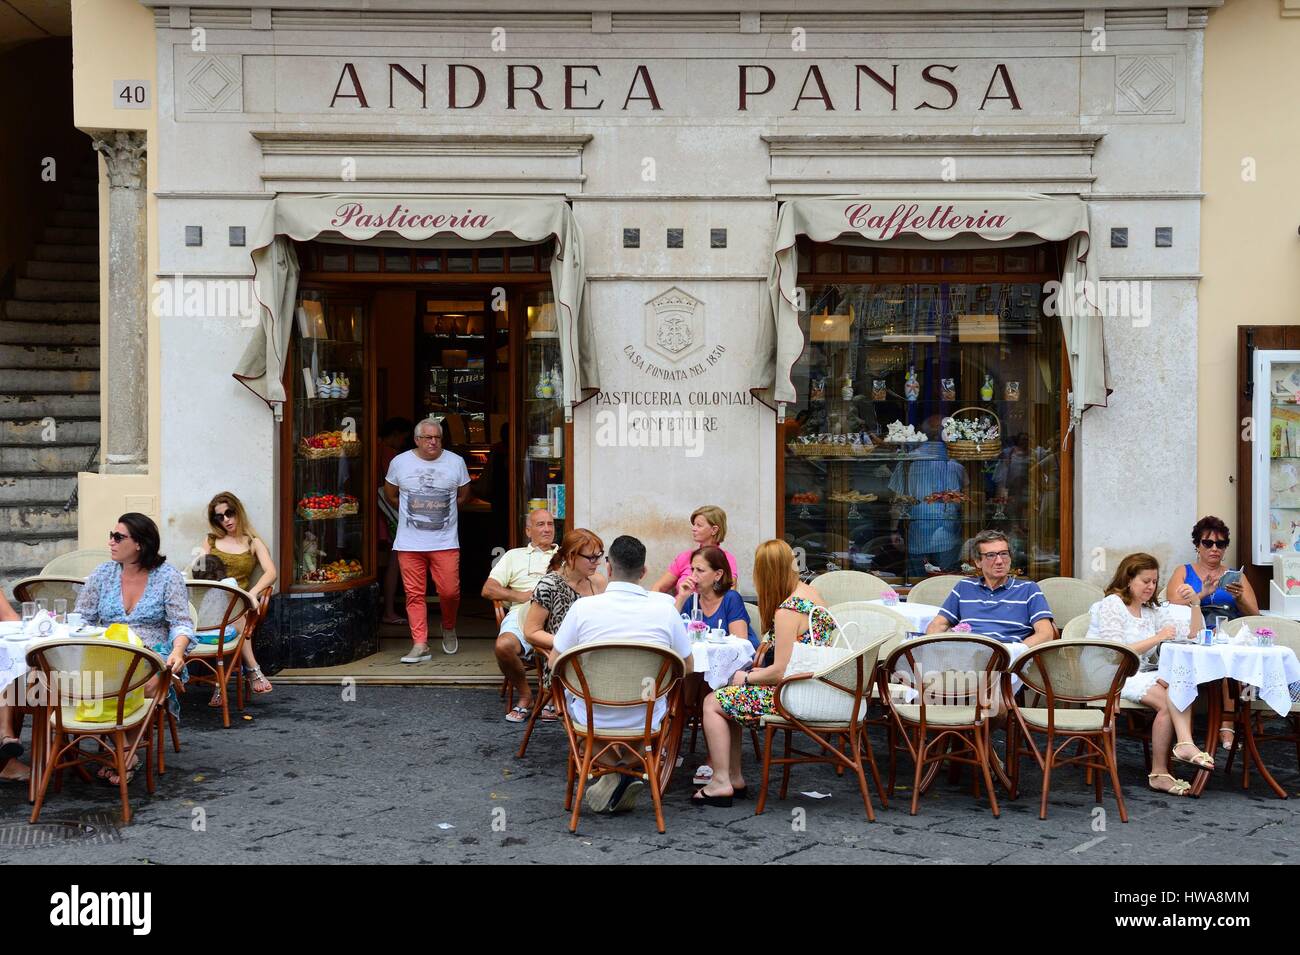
[689,634,757,690]
[865,599,943,633]
[1158,640,1300,798]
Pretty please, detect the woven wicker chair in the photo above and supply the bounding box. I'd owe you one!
[12,576,84,610]
[810,570,891,606]
[25,637,168,824]
[884,634,1010,816]
[744,602,763,641]
[1038,577,1105,633]
[1007,639,1140,821]
[1223,616,1300,797]
[905,574,963,610]
[183,582,257,729]
[552,640,685,834]
[1060,613,1092,641]
[757,635,890,821]
[40,549,111,578]
[827,602,914,719]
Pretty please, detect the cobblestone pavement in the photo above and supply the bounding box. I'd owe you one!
[2,686,1297,864]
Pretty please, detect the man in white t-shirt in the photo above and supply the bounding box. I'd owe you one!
[384,417,472,659]
[552,535,693,814]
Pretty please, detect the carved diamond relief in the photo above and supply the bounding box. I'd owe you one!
[1115,55,1175,115]
[182,54,243,113]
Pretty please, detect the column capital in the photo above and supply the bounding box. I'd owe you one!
[89,129,147,190]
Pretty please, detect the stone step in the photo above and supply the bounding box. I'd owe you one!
[0,344,99,369]
[0,321,98,346]
[60,192,97,212]
[32,243,97,263]
[23,260,98,281]
[0,473,79,504]
[0,443,99,471]
[40,227,98,245]
[0,419,99,444]
[0,393,99,419]
[3,300,98,321]
[0,503,77,534]
[0,369,98,393]
[0,534,78,574]
[49,209,98,229]
[13,277,99,302]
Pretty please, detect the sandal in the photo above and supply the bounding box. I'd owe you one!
[0,760,31,783]
[692,764,715,787]
[246,667,273,695]
[689,787,733,808]
[1148,773,1192,796]
[505,705,530,724]
[208,687,225,708]
[101,755,141,787]
[0,736,22,760]
[1219,721,1236,751]
[539,704,559,722]
[1171,742,1215,771]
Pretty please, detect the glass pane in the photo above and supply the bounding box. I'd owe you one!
[814,249,842,273]
[383,249,411,272]
[509,250,537,272]
[877,253,904,274]
[783,264,1062,586]
[1005,250,1033,273]
[520,289,567,538]
[353,250,380,272]
[321,250,349,271]
[447,250,473,273]
[477,249,504,271]
[416,253,443,272]
[846,252,873,273]
[1267,362,1300,559]
[291,290,369,588]
[908,254,935,273]
[971,253,999,273]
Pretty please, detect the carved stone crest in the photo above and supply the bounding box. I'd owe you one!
[644,287,704,362]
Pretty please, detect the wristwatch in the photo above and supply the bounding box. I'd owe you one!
[743,672,750,686]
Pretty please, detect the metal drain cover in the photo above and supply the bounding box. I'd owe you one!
[0,812,122,848]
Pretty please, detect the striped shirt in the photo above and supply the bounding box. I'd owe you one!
[938,576,1053,643]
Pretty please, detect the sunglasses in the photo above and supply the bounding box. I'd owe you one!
[212,509,236,522]
[108,531,131,544]
[1197,538,1229,549]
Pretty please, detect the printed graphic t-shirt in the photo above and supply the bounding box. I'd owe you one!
[385,448,471,552]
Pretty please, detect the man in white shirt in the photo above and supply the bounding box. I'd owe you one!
[384,417,472,659]
[485,508,558,718]
[551,535,693,814]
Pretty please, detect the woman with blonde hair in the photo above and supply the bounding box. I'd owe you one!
[198,491,277,699]
[508,528,607,723]
[1089,552,1212,795]
[652,505,739,594]
[692,539,834,806]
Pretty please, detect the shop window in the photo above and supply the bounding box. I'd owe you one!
[782,243,1065,585]
[813,249,842,273]
[416,252,443,272]
[353,250,380,272]
[845,251,874,273]
[478,249,504,271]
[321,249,350,272]
[447,250,473,273]
[509,249,538,271]
[383,249,411,272]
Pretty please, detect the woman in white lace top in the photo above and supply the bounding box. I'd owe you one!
[1089,552,1214,796]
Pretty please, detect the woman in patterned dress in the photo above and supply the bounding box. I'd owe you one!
[692,539,834,807]
[506,528,607,723]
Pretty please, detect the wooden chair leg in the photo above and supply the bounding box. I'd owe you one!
[114,731,132,825]
[1037,729,1052,820]
[216,664,232,729]
[778,729,793,799]
[848,727,876,823]
[646,758,667,834]
[755,724,776,815]
[910,730,927,816]
[569,747,596,834]
[749,728,762,760]
[976,727,1000,818]
[235,655,246,712]
[167,710,180,753]
[861,730,888,810]
[155,711,166,775]
[1240,709,1288,799]
[517,683,549,759]
[1103,733,1129,823]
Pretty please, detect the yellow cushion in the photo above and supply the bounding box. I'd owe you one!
[892,703,979,726]
[1017,707,1105,732]
[59,701,153,733]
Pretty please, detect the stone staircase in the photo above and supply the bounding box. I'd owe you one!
[0,167,100,597]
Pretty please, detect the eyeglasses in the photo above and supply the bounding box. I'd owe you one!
[979,550,1011,562]
[1197,538,1229,550]
[578,551,604,562]
[415,434,442,442]
[108,531,130,544]
[212,509,235,522]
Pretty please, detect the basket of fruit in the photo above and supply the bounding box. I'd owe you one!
[297,493,360,520]
[304,559,364,583]
[300,430,362,460]
[923,490,969,504]
[942,408,1001,461]
[787,433,875,458]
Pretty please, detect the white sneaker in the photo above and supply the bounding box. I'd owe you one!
[582,773,620,813]
[441,629,459,655]
[400,642,432,663]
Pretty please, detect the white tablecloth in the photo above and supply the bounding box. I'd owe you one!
[0,635,38,690]
[690,636,755,690]
[865,599,943,632]
[1158,642,1300,716]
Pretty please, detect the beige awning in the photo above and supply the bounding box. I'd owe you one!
[233,194,595,414]
[759,194,1110,427]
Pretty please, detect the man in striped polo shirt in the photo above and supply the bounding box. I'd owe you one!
[925,529,1056,660]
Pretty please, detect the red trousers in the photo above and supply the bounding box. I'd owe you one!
[397,549,460,644]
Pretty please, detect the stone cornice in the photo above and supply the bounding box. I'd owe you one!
[139,1,1221,11]
[250,131,592,158]
[762,132,1104,157]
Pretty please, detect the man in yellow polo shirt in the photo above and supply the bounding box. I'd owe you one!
[485,509,558,720]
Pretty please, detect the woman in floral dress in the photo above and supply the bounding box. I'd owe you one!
[693,539,834,807]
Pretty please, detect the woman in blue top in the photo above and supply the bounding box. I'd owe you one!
[674,545,758,648]
[1166,515,1260,751]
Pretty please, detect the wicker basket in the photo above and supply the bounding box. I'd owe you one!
[299,439,362,460]
[944,406,1002,461]
[788,441,874,458]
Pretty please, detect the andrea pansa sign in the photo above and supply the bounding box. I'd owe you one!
[269,56,1077,118]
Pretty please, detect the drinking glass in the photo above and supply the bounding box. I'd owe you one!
[21,601,37,623]
[54,599,68,624]
[36,598,49,614]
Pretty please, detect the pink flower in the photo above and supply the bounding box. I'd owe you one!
[953,622,973,633]
[1254,627,1274,638]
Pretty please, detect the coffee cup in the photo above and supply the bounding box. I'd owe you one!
[66,612,84,630]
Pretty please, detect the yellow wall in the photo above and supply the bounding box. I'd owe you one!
[1200,0,1300,564]
[70,0,162,537]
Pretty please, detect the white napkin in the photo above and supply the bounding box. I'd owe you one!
[23,610,58,639]
[1229,626,1256,647]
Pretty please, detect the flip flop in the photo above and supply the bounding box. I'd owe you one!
[689,788,733,808]
[540,704,560,722]
[692,765,714,786]
[505,705,530,723]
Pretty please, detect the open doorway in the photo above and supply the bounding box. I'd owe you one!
[277,238,571,680]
